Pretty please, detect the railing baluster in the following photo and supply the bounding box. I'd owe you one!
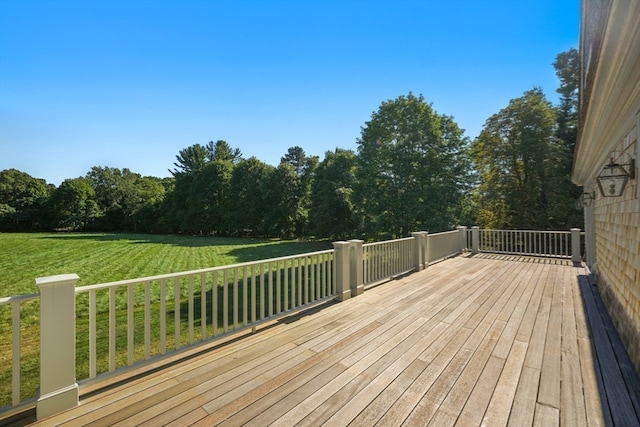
[144,281,150,360]
[293,259,297,307]
[188,275,194,345]
[160,278,166,354]
[297,259,303,308]
[366,246,371,284]
[213,271,218,336]
[307,256,317,301]
[503,230,507,253]
[250,266,256,323]
[89,290,96,378]
[200,273,207,339]
[223,269,229,333]
[329,253,334,295]
[174,278,180,350]
[384,243,389,278]
[128,283,134,366]
[391,241,396,273]
[109,287,116,372]
[326,254,335,295]
[304,257,308,305]
[11,301,20,405]
[319,255,325,298]
[276,261,282,314]
[233,267,238,329]
[506,230,509,253]
[259,264,265,320]
[242,266,248,325]
[283,261,289,312]
[317,254,323,300]
[303,257,309,305]
[364,247,369,284]
[530,231,534,254]
[268,263,273,317]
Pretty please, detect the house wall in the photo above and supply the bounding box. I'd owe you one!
[575,0,640,375]
[592,119,640,374]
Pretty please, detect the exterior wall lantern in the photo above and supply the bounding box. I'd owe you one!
[596,154,635,197]
[575,191,595,209]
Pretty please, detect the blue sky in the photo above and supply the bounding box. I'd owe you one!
[0,0,579,186]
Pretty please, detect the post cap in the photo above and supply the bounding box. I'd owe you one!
[36,274,80,289]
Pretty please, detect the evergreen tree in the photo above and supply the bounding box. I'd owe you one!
[206,140,243,164]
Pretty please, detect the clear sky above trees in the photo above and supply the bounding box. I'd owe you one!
[0,0,578,186]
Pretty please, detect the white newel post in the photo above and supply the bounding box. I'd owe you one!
[411,232,424,271]
[333,242,351,301]
[472,226,480,254]
[570,228,582,264]
[348,240,364,296]
[36,274,79,420]
[457,226,467,252]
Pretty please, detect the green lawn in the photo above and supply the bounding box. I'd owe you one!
[0,232,331,407]
[0,233,331,296]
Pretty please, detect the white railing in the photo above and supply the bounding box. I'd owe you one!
[75,250,335,382]
[465,228,584,260]
[0,293,39,409]
[427,229,463,263]
[0,227,582,420]
[363,237,415,285]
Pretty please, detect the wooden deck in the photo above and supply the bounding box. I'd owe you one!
[21,254,640,426]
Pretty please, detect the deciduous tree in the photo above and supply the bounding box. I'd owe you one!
[47,178,101,230]
[190,160,233,234]
[354,93,472,238]
[309,148,357,239]
[228,157,274,236]
[0,169,50,231]
[471,88,567,229]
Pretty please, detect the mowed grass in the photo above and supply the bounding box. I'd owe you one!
[0,232,332,408]
[0,233,331,296]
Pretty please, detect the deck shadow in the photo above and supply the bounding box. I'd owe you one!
[577,275,640,426]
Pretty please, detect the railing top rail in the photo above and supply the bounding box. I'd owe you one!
[428,230,459,236]
[363,236,414,248]
[479,229,572,234]
[75,248,335,293]
[0,293,39,305]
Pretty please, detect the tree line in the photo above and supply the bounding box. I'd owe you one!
[0,49,582,239]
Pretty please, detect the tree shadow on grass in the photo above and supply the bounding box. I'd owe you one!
[41,232,332,263]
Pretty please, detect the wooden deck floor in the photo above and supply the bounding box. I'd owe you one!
[26,254,640,426]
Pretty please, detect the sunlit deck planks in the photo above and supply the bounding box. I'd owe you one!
[25,254,640,426]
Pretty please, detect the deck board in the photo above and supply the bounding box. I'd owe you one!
[20,254,640,427]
